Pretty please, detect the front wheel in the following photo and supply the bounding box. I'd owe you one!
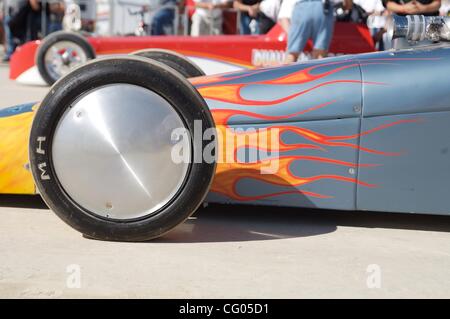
[29,56,216,241]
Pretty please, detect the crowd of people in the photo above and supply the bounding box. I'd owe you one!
[0,0,66,62]
[1,0,449,63]
[185,0,445,61]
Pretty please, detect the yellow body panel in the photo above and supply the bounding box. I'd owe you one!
[0,105,36,194]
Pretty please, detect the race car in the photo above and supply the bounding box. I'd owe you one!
[1,15,449,241]
[9,22,374,86]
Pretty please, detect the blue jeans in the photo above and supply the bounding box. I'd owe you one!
[27,12,60,40]
[239,13,259,35]
[370,28,384,51]
[3,15,16,59]
[151,8,175,35]
[47,22,63,35]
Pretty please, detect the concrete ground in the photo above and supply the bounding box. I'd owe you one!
[1,65,450,299]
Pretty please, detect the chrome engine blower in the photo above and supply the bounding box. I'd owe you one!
[387,15,450,43]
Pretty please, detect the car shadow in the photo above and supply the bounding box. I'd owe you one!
[0,194,48,209]
[1,194,450,243]
[154,204,336,243]
[153,203,450,243]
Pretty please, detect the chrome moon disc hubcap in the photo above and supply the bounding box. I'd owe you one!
[52,84,191,220]
[44,41,88,81]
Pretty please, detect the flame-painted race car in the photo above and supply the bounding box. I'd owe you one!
[1,15,450,241]
[9,22,374,86]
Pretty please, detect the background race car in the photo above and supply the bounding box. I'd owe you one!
[9,22,374,85]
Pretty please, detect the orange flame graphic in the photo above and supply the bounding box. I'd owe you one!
[199,61,422,201]
[210,108,420,201]
[194,61,386,106]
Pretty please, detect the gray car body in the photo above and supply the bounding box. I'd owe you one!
[2,43,449,216]
[197,44,450,215]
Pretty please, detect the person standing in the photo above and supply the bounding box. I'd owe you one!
[383,0,440,15]
[25,0,66,40]
[47,0,65,34]
[353,0,386,50]
[258,0,281,34]
[26,0,45,41]
[285,0,353,63]
[277,0,296,32]
[233,0,261,34]
[0,0,4,50]
[2,0,27,62]
[151,0,184,35]
[190,0,231,36]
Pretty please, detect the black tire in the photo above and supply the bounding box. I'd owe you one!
[29,56,216,241]
[36,31,96,85]
[132,49,205,78]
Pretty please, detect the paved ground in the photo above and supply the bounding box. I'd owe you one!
[1,65,450,298]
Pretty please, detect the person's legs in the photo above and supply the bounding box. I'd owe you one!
[3,15,16,60]
[190,12,201,36]
[250,18,261,34]
[285,2,310,63]
[250,17,259,34]
[311,2,334,59]
[370,27,384,51]
[311,48,327,59]
[27,11,42,41]
[151,8,175,35]
[376,29,385,51]
[210,16,222,35]
[279,18,290,33]
[239,13,251,35]
[47,22,62,35]
[191,13,211,36]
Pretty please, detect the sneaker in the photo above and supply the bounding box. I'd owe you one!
[1,56,10,63]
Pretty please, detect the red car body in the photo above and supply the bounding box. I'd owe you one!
[10,23,374,85]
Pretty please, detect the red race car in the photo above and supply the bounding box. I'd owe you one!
[9,22,374,86]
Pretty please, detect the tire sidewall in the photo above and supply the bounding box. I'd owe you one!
[36,31,96,85]
[132,49,205,78]
[30,56,216,241]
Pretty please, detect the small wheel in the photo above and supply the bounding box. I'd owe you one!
[36,31,96,85]
[29,56,216,241]
[132,49,205,78]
